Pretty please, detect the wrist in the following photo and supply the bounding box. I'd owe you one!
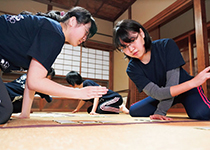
[187,79,196,89]
[70,88,81,99]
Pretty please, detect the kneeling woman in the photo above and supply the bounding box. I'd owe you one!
[113,19,210,120]
[66,71,129,115]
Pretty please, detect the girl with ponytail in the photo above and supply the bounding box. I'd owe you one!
[0,6,107,124]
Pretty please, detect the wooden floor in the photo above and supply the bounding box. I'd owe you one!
[1,112,210,150]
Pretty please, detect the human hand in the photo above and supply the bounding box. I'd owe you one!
[12,113,30,119]
[150,114,173,120]
[72,109,79,113]
[191,66,210,87]
[79,86,108,100]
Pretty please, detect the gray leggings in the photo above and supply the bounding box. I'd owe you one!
[0,77,13,124]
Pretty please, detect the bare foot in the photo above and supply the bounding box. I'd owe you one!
[119,104,129,114]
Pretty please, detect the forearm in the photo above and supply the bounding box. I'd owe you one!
[21,80,35,118]
[143,68,180,100]
[170,80,194,97]
[75,100,85,111]
[27,58,107,100]
[143,83,172,100]
[28,77,81,99]
[144,67,193,99]
[144,68,179,115]
[154,97,174,116]
[171,66,210,96]
[156,81,194,114]
[91,97,99,113]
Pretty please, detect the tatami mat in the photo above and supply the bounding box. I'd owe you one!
[1,112,208,129]
[1,112,210,150]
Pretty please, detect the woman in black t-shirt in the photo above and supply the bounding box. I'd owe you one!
[113,19,210,120]
[0,7,108,124]
[66,71,129,115]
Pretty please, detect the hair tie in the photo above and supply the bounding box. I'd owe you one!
[60,11,65,16]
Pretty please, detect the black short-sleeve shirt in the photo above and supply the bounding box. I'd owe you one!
[0,14,65,72]
[126,38,191,93]
[83,80,121,102]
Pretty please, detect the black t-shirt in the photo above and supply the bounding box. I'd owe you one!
[5,74,52,102]
[83,80,121,103]
[0,14,65,72]
[126,38,192,93]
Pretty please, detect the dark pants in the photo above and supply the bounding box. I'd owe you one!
[12,99,23,113]
[129,86,210,120]
[0,77,13,124]
[87,96,123,114]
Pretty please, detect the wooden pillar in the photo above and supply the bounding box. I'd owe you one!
[193,0,208,70]
[193,0,209,95]
[188,35,194,76]
[127,79,137,108]
[47,4,53,12]
[126,6,137,107]
[39,98,44,111]
[109,50,114,90]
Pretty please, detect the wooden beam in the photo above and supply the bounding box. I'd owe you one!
[143,0,192,32]
[193,0,209,95]
[33,0,72,10]
[84,40,114,51]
